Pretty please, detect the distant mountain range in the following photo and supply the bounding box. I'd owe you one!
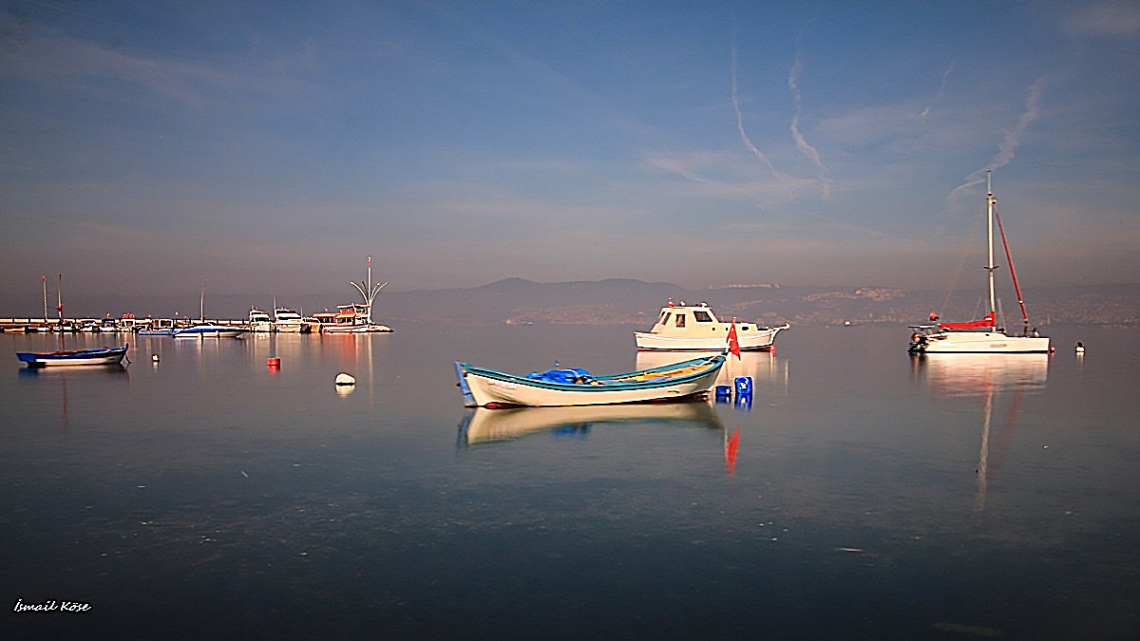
[7,278,1139,327]
[377,279,1140,328]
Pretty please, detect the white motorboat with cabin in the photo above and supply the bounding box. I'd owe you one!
[909,172,1051,355]
[273,307,305,333]
[635,301,788,351]
[248,308,274,333]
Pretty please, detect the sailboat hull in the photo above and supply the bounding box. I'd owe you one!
[912,331,1050,354]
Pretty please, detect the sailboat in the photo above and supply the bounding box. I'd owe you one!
[909,172,1051,354]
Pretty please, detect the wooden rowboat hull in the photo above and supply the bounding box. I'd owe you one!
[457,355,725,408]
[16,345,128,367]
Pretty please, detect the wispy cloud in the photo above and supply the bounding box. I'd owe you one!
[1065,1,1140,37]
[730,27,778,180]
[0,36,236,109]
[788,52,831,200]
[948,77,1048,206]
[920,62,954,122]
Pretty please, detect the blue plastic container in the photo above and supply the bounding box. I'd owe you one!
[734,376,753,396]
[715,385,732,399]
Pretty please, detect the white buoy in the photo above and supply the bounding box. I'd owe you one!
[335,373,356,386]
[151,354,160,363]
[1075,341,1085,355]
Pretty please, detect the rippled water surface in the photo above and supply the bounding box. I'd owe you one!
[2,325,1138,639]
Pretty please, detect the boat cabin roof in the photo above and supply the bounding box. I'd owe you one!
[655,303,722,325]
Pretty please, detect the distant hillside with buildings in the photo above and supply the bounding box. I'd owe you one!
[6,279,1138,328]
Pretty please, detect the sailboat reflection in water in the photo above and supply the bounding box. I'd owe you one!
[913,352,1048,515]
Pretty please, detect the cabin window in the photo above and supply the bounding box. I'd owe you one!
[675,314,686,328]
[660,312,671,325]
[693,310,713,323]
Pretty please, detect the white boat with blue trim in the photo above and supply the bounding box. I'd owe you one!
[17,344,129,367]
[456,354,725,408]
[173,323,245,338]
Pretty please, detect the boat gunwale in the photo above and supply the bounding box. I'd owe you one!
[460,355,725,393]
[16,344,129,366]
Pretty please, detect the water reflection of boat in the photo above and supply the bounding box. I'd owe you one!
[913,352,1047,517]
[19,363,128,378]
[636,350,788,389]
[459,400,723,445]
[913,352,1048,397]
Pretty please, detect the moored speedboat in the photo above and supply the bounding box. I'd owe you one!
[456,354,725,408]
[635,301,788,351]
[273,307,305,333]
[17,344,129,367]
[248,308,274,333]
[173,323,245,338]
[909,172,1051,355]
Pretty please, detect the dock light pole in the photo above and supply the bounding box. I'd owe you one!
[349,256,387,324]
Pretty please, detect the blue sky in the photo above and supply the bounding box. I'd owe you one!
[2,1,1138,311]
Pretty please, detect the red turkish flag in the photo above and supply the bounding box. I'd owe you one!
[727,318,741,359]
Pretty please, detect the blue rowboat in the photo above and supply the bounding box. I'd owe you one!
[456,354,726,408]
[16,344,128,367]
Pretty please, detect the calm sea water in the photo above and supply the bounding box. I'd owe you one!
[1,324,1138,640]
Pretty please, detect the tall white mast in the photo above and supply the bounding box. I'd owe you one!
[42,275,48,321]
[986,170,997,318]
[200,279,208,322]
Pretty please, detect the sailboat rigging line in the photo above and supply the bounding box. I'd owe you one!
[993,206,1030,326]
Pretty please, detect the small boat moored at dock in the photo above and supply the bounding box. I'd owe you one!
[456,354,726,408]
[17,345,129,367]
[173,323,245,339]
[248,308,274,333]
[273,307,306,333]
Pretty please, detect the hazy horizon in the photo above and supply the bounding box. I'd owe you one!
[3,2,1139,304]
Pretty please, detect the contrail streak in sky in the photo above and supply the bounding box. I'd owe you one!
[731,28,778,178]
[788,52,831,200]
[949,77,1048,203]
[920,62,955,122]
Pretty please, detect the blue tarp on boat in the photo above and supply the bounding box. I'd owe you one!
[526,368,592,384]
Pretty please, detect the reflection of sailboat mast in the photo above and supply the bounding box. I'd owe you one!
[974,377,993,517]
